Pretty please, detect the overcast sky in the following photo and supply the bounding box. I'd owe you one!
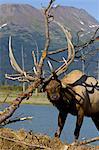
[0,0,99,21]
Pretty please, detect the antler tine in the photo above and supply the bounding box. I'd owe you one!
[62,57,68,65]
[47,60,54,72]
[53,21,75,76]
[9,36,25,74]
[32,51,37,67]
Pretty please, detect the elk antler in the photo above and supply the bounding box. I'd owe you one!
[5,36,36,82]
[52,21,75,76]
[43,21,75,83]
[9,36,25,74]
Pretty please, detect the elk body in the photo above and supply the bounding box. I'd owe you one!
[5,0,99,141]
[44,70,99,139]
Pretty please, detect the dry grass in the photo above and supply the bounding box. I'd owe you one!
[0,128,98,150]
[0,128,63,150]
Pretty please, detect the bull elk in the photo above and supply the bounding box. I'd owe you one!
[5,0,99,140]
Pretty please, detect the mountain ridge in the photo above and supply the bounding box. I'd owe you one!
[0,4,99,84]
[0,4,98,30]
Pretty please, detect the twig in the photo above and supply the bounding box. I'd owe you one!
[79,136,99,145]
[48,47,66,55]
[1,116,33,126]
[0,135,51,150]
[48,28,99,57]
[47,56,64,63]
[3,93,10,103]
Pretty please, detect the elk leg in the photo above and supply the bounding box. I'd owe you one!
[55,112,67,138]
[74,107,84,140]
[92,114,99,130]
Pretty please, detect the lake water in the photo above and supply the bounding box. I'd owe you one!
[5,104,99,145]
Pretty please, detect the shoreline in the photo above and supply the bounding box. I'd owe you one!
[0,92,51,105]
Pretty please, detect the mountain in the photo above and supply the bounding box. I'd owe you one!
[0,4,99,84]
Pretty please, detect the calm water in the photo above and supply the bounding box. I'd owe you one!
[4,104,99,144]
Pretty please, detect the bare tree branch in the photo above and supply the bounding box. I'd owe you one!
[48,47,66,55]
[0,79,41,124]
[38,0,54,72]
[78,136,99,145]
[48,27,99,57]
[1,116,32,126]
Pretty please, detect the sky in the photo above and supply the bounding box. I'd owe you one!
[0,0,99,21]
